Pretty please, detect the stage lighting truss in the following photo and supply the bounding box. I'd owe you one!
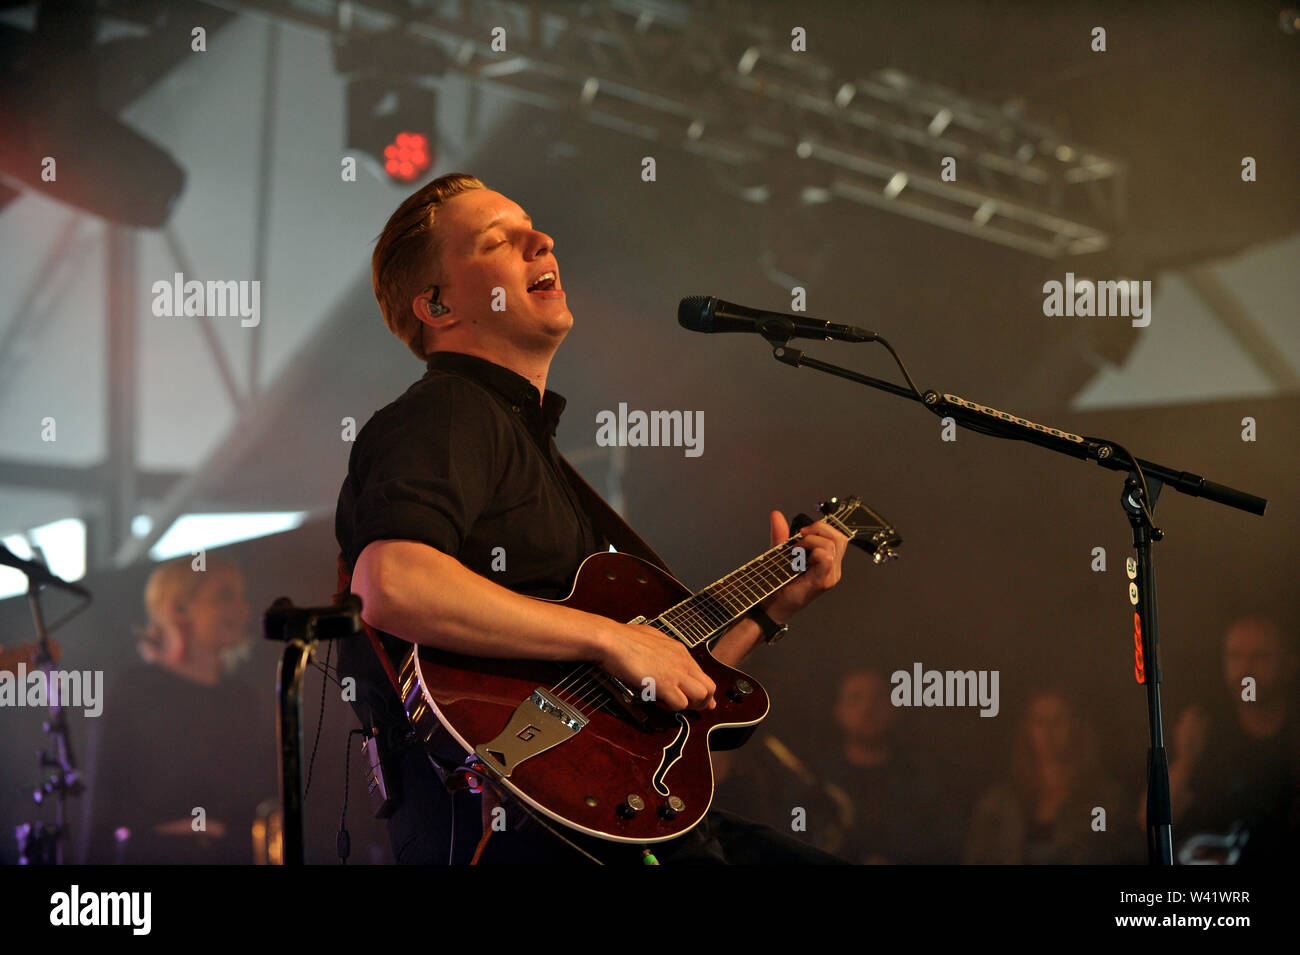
[216,0,1124,257]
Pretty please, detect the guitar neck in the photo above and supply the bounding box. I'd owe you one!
[655,522,854,647]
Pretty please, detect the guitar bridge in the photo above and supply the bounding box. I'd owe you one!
[474,688,588,778]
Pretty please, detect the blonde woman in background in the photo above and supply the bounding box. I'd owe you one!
[136,556,253,682]
[85,556,276,863]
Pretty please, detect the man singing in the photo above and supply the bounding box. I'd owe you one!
[335,172,850,864]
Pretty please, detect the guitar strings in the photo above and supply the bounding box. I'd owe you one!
[566,504,863,702]
[552,506,867,710]
[668,537,803,646]
[546,534,818,716]
[554,532,810,712]
[549,541,796,711]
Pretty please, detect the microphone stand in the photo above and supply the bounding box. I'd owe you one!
[764,336,1267,866]
[7,550,92,865]
[262,596,363,865]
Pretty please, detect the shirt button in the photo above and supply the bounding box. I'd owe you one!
[511,404,521,413]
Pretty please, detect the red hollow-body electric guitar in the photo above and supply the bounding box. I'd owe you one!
[398,496,901,843]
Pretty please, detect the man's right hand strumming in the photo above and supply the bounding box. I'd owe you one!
[597,622,717,713]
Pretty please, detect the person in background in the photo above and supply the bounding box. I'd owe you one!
[1162,616,1298,864]
[84,557,276,863]
[965,689,1130,864]
[823,667,963,863]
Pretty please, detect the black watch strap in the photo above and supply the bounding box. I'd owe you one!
[748,605,789,645]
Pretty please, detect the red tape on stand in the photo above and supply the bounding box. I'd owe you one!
[1132,611,1146,684]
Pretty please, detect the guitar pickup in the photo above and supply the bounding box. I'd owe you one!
[586,614,655,728]
[588,670,652,728]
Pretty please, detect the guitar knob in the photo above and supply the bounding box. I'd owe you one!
[659,796,685,820]
[619,794,646,818]
[727,679,754,703]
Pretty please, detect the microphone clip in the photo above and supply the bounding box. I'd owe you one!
[758,317,799,345]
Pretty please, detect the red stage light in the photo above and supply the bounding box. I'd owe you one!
[383,131,431,182]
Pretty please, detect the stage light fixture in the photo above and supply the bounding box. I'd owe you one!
[382,131,432,183]
[0,26,186,226]
[345,76,438,184]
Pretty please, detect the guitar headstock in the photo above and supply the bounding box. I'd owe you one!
[818,496,902,565]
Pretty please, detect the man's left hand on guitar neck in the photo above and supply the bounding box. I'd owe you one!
[710,510,849,667]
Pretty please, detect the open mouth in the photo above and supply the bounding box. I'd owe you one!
[527,271,558,293]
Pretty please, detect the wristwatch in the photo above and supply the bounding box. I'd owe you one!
[748,605,789,645]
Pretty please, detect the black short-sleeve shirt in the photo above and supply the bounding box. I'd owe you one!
[337,350,604,589]
[334,351,606,740]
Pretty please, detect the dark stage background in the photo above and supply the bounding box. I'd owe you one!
[0,0,1295,868]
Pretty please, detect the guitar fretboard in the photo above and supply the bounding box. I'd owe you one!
[654,521,852,647]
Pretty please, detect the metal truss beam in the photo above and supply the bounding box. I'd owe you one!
[213,0,1123,257]
[0,461,187,496]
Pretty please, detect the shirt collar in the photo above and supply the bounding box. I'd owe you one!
[424,351,568,437]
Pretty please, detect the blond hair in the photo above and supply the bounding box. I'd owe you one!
[372,172,487,360]
[136,557,237,664]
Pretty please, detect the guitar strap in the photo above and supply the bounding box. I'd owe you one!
[556,454,673,576]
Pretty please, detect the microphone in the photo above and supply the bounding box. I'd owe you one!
[678,296,875,343]
[0,544,91,598]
